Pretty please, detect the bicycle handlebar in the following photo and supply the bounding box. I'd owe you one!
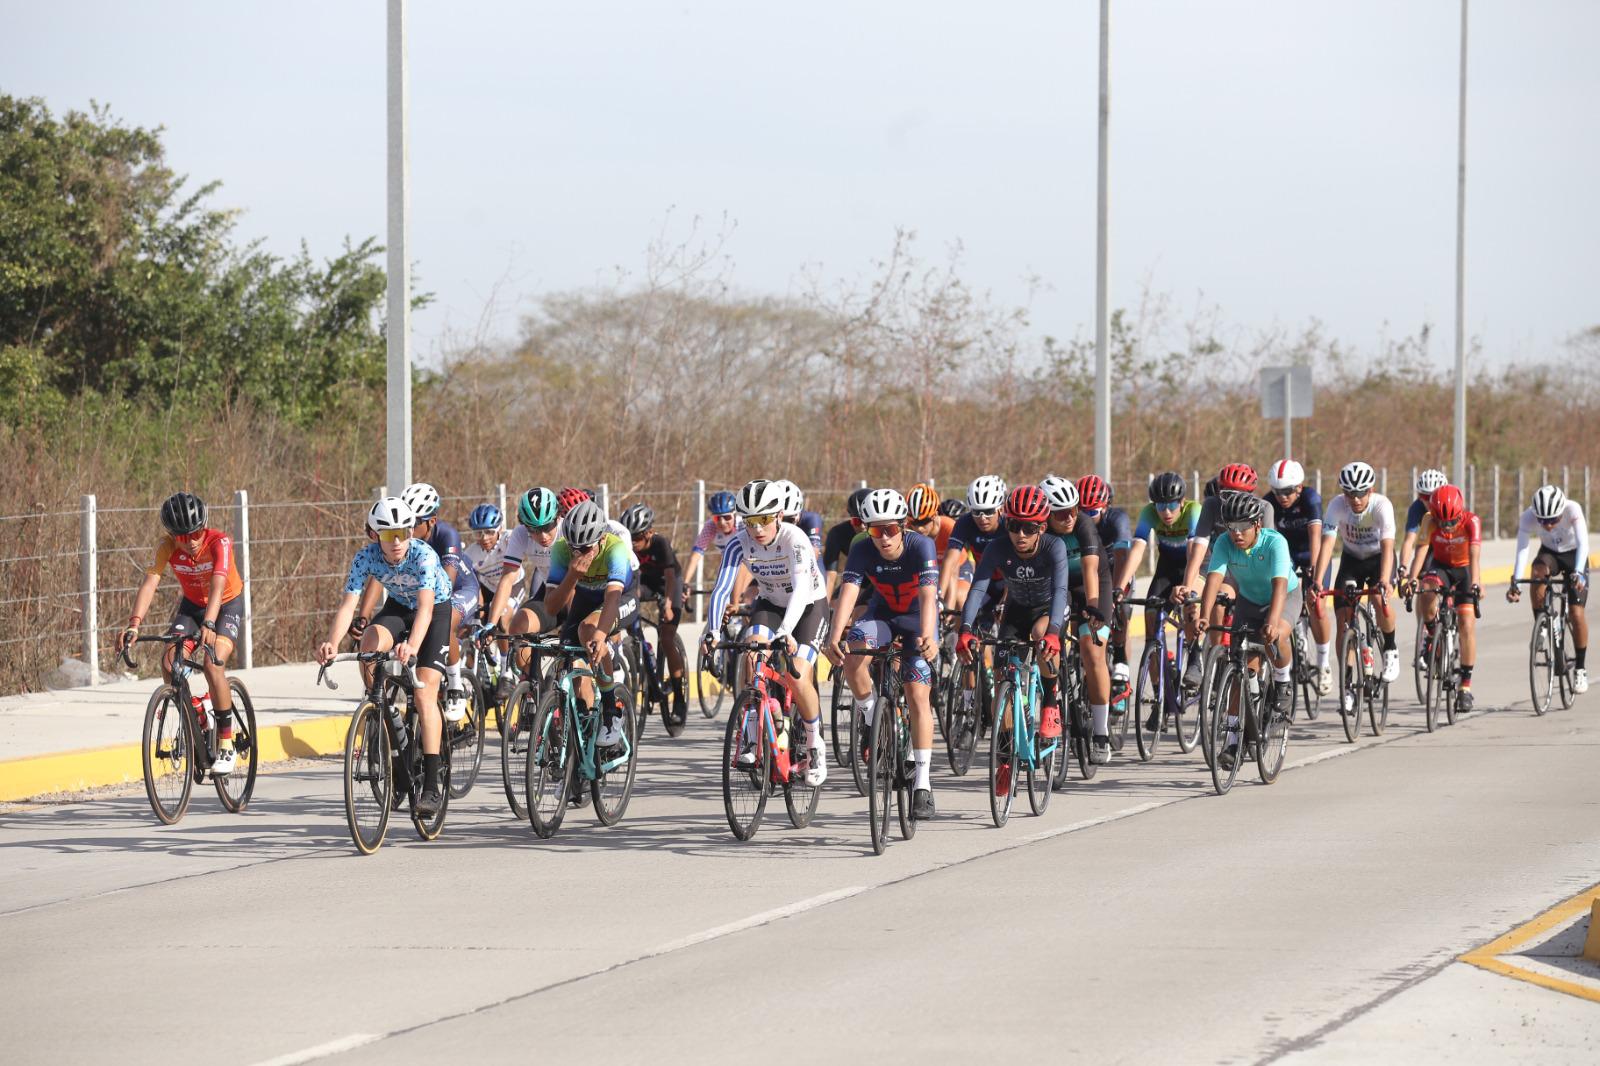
[315,650,421,691]
[120,632,220,672]
[711,640,802,678]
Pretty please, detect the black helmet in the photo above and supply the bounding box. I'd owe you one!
[938,497,967,518]
[1202,477,1221,500]
[1149,472,1186,505]
[1220,492,1263,525]
[160,492,206,536]
[845,487,871,520]
[619,503,654,536]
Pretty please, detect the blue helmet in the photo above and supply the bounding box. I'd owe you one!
[467,503,502,531]
[708,490,737,516]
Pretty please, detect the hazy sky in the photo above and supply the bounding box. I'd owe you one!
[6,1,1597,370]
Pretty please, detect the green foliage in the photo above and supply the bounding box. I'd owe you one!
[0,95,395,428]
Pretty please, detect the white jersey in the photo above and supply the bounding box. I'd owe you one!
[464,536,524,606]
[691,516,736,554]
[708,522,826,639]
[499,526,554,595]
[1513,502,1590,577]
[1321,492,1396,560]
[606,519,643,572]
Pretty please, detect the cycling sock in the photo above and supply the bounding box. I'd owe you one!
[913,749,932,790]
[1041,671,1059,706]
[1225,715,1240,747]
[803,715,821,748]
[1273,663,1292,683]
[215,711,233,732]
[855,694,878,727]
[422,753,441,789]
[1460,665,1473,683]
[1576,646,1587,669]
[1316,641,1330,667]
[447,660,463,689]
[1381,630,1397,652]
[1091,703,1109,736]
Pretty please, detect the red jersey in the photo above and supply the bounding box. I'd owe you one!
[1421,511,1481,569]
[147,528,243,606]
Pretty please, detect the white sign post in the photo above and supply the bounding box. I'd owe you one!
[1259,366,1313,457]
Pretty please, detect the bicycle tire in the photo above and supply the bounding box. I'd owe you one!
[1423,622,1441,732]
[499,681,535,819]
[1133,644,1162,762]
[526,688,576,838]
[1208,663,1242,796]
[697,643,727,718]
[848,684,869,797]
[1337,629,1361,743]
[1558,615,1577,709]
[722,689,769,840]
[1412,617,1428,706]
[945,665,979,776]
[411,707,450,842]
[1173,646,1201,753]
[830,669,851,764]
[1370,671,1389,736]
[1529,615,1554,715]
[446,673,486,799]
[214,679,258,813]
[660,632,689,737]
[1442,631,1460,726]
[591,683,638,825]
[894,706,917,841]
[783,711,821,830]
[868,703,894,854]
[1195,642,1224,769]
[987,681,1018,828]
[1256,674,1290,784]
[342,700,391,855]
[142,685,194,825]
[1022,678,1054,817]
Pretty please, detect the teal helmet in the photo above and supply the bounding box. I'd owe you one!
[517,486,559,529]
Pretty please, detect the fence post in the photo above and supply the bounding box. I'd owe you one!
[694,478,706,624]
[376,485,387,500]
[1541,466,1548,486]
[1562,464,1570,492]
[1314,468,1323,498]
[1411,465,1418,497]
[235,489,253,671]
[858,479,868,490]
[598,483,610,517]
[1192,470,1201,500]
[1380,466,1388,498]
[1585,466,1592,519]
[81,494,99,686]
[1516,468,1525,516]
[1468,465,1476,514]
[1491,465,1500,540]
[497,482,507,524]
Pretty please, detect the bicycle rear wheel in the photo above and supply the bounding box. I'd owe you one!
[411,711,450,842]
[868,704,894,854]
[1529,615,1554,715]
[944,666,979,776]
[783,712,821,830]
[1133,645,1162,762]
[215,679,258,813]
[722,690,769,840]
[1208,664,1242,796]
[591,684,638,825]
[342,700,391,854]
[500,681,535,819]
[697,643,727,718]
[1256,682,1289,784]
[1337,630,1361,743]
[894,708,917,841]
[1558,617,1577,709]
[446,674,486,799]
[526,689,575,838]
[142,685,194,825]
[1173,649,1201,753]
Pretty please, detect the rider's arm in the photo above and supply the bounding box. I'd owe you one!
[1114,536,1146,591]
[1319,530,1338,588]
[595,581,623,636]
[705,538,746,629]
[1267,576,1288,630]
[1047,537,1070,636]
[324,589,363,652]
[1198,569,1226,621]
[1304,520,1323,583]
[125,571,163,636]
[1378,538,1395,588]
[1468,539,1482,593]
[486,564,521,629]
[543,561,579,617]
[773,531,815,639]
[1181,535,1209,592]
[831,579,861,649]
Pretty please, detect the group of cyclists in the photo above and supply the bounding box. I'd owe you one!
[116,458,1591,827]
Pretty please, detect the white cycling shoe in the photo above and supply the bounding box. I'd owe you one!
[805,746,828,787]
[596,716,625,747]
[1574,669,1590,695]
[1317,665,1333,696]
[211,745,236,775]
[443,690,467,724]
[1381,649,1400,683]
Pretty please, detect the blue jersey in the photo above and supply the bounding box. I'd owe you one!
[793,510,824,555]
[1088,507,1134,553]
[1207,528,1299,605]
[428,520,479,598]
[965,534,1070,634]
[945,512,1006,579]
[1405,498,1429,535]
[345,539,451,610]
[841,531,939,615]
[1263,488,1323,567]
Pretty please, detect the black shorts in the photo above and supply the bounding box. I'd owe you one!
[372,601,452,674]
[998,600,1052,642]
[516,599,556,632]
[1422,564,1475,603]
[747,596,827,655]
[1533,547,1589,606]
[560,583,637,647]
[1335,552,1385,591]
[169,596,244,645]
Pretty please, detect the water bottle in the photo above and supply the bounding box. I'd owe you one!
[1360,646,1375,677]
[773,715,791,778]
[191,693,214,734]
[388,702,410,752]
[1246,672,1260,698]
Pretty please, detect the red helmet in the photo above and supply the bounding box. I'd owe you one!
[1218,463,1259,493]
[556,487,592,517]
[1430,484,1465,524]
[1004,485,1049,523]
[1077,474,1111,511]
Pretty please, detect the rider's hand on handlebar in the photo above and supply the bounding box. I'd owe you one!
[316,641,336,666]
[117,626,138,653]
[1506,583,1520,604]
[394,640,415,665]
[955,630,977,663]
[1039,632,1061,663]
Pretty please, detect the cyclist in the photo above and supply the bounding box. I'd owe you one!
[938,475,1007,614]
[708,479,830,786]
[1196,493,1299,772]
[906,482,955,559]
[317,496,452,817]
[1318,461,1402,684]
[1079,474,1134,716]
[778,479,825,556]
[683,489,739,594]
[1263,459,1333,693]
[1116,472,1201,729]
[1404,484,1482,710]
[117,492,245,775]
[823,487,871,597]
[957,485,1069,796]
[827,487,940,817]
[1041,475,1114,764]
[1177,463,1259,688]
[462,503,507,610]
[543,500,637,748]
[938,498,968,520]
[1398,468,1448,584]
[620,502,689,719]
[1508,485,1589,694]
[483,487,560,692]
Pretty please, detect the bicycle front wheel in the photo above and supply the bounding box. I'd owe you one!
[722,690,769,840]
[1208,664,1242,796]
[988,684,1018,829]
[411,717,450,842]
[868,702,895,854]
[447,674,486,799]
[1133,645,1162,762]
[1337,630,1361,743]
[142,685,194,825]
[342,700,391,855]
[1558,616,1577,710]
[944,667,979,776]
[1441,636,1460,726]
[1256,681,1289,784]
[526,688,576,839]
[1529,615,1554,716]
[215,679,258,813]
[500,681,536,819]
[783,712,821,830]
[661,632,689,737]
[1423,626,1441,732]
[830,670,851,764]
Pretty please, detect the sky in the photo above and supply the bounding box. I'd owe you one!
[6,1,1597,372]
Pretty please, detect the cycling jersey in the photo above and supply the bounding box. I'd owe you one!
[1088,507,1134,554]
[1321,493,1396,561]
[499,526,554,595]
[841,531,939,616]
[464,537,526,612]
[1207,528,1299,605]
[691,516,737,554]
[822,519,857,573]
[963,534,1069,634]
[928,514,955,557]
[1404,498,1429,535]
[792,510,824,554]
[708,522,827,638]
[548,532,634,593]
[1263,487,1323,566]
[147,529,243,606]
[1134,500,1202,566]
[605,520,643,571]
[1419,511,1481,570]
[427,520,479,601]
[634,533,680,591]
[344,539,451,610]
[946,513,1006,579]
[1512,501,1590,579]
[1047,515,1104,588]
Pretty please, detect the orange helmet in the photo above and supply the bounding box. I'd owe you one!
[906,483,941,522]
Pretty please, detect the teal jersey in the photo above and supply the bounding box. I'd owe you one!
[1206,527,1299,605]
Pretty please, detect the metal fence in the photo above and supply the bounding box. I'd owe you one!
[1,465,1590,693]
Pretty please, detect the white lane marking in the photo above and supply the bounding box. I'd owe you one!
[1022,800,1172,843]
[650,885,868,954]
[249,1034,379,1066]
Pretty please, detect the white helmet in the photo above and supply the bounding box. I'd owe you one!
[401,482,441,520]
[1416,468,1447,495]
[1267,459,1305,492]
[736,478,786,518]
[562,499,608,548]
[775,478,803,516]
[1038,475,1078,511]
[1532,485,1567,521]
[967,474,1007,511]
[859,488,908,524]
[367,496,417,533]
[1338,461,1376,493]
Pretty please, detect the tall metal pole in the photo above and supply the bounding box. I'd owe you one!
[1093,0,1111,480]
[1451,0,1469,486]
[1283,375,1292,457]
[386,0,413,491]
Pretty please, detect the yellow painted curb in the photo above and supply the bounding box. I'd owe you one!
[1458,880,1600,1004]
[0,714,353,803]
[1582,899,1600,963]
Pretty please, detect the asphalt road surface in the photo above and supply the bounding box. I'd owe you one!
[5,605,1598,1064]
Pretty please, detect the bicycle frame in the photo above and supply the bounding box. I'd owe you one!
[986,638,1058,770]
[537,644,635,782]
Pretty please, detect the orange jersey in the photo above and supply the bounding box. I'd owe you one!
[148,528,243,606]
[932,514,955,558]
[1420,511,1481,569]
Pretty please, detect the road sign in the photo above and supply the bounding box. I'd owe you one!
[1260,366,1313,457]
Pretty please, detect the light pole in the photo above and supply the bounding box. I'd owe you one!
[386,0,413,492]
[1452,0,1469,487]
[1093,0,1111,481]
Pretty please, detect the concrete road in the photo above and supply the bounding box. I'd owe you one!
[3,606,1597,1065]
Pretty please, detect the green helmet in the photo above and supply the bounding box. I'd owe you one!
[517,486,559,529]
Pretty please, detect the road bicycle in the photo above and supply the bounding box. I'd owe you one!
[124,634,258,825]
[1052,616,1102,789]
[318,650,452,855]
[522,641,639,838]
[631,593,689,738]
[1202,595,1291,795]
[852,641,918,856]
[1123,596,1202,760]
[695,598,744,719]
[1288,569,1323,722]
[1411,581,1480,732]
[1523,574,1578,715]
[1326,582,1389,742]
[981,637,1059,827]
[498,632,559,819]
[716,640,821,840]
[938,609,988,776]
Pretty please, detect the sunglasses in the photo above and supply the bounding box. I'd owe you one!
[1154,502,1181,512]
[524,520,558,535]
[1274,487,1300,497]
[377,528,409,543]
[1224,520,1257,533]
[1343,490,1371,500]
[1006,519,1044,535]
[971,508,998,519]
[713,512,737,521]
[1050,508,1075,521]
[1538,517,1560,528]
[744,513,779,528]
[867,522,902,539]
